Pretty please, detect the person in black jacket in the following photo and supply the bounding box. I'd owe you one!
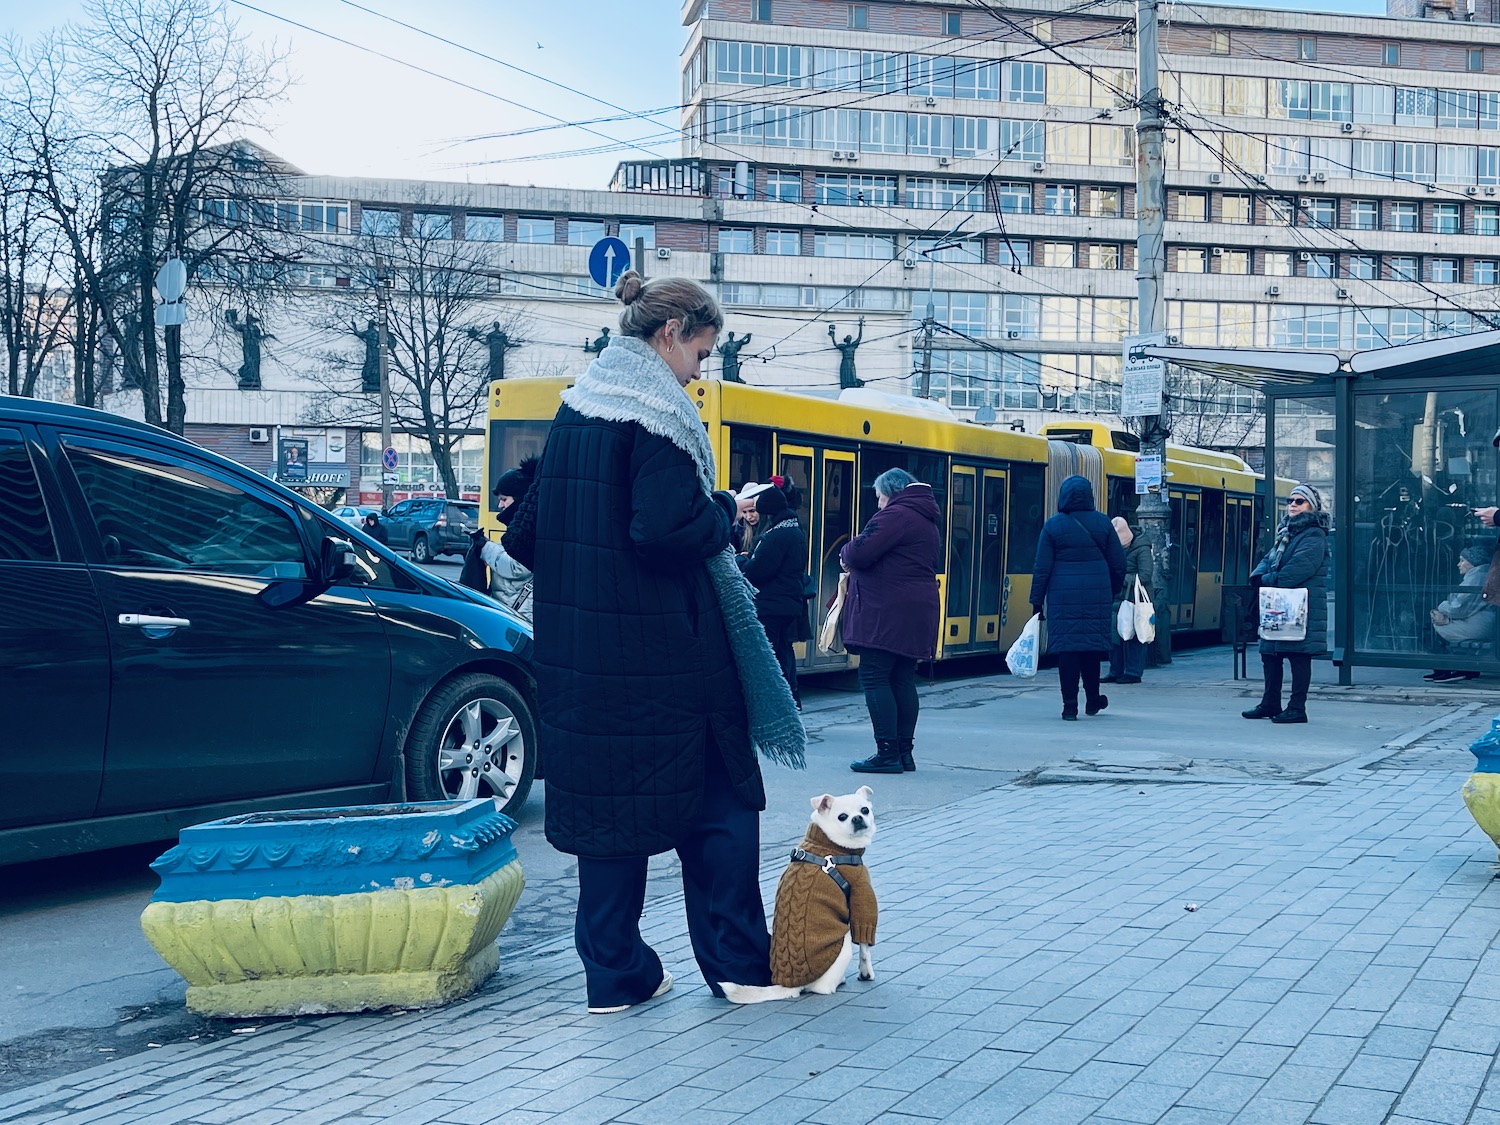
[738,481,809,707]
[1243,483,1329,724]
[1031,476,1127,720]
[500,271,804,1014]
[361,512,389,545]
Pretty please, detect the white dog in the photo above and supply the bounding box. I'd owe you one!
[721,787,878,1004]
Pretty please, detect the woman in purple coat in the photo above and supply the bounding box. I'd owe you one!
[840,468,942,774]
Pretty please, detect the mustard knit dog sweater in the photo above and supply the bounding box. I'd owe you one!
[770,823,879,988]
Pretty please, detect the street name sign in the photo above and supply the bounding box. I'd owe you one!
[1122,332,1167,417]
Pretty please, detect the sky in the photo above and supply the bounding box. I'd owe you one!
[1,0,1390,191]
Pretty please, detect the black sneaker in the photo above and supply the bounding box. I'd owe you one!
[1424,670,1458,682]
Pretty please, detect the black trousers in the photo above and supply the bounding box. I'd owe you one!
[1260,653,1312,711]
[573,740,771,1008]
[1057,650,1104,710]
[854,646,919,743]
[759,613,800,704]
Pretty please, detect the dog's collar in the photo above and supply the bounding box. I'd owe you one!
[790,847,862,897]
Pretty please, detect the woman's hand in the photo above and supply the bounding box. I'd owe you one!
[1474,506,1498,527]
[1431,609,1451,626]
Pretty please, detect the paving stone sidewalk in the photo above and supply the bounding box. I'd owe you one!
[4,744,1500,1125]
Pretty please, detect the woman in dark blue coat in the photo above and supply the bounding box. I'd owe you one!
[1031,475,1127,720]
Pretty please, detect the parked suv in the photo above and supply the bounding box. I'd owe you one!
[0,398,538,865]
[382,498,479,562]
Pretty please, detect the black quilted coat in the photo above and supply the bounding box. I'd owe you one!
[525,403,766,858]
[1252,510,1329,657]
[1031,476,1127,654]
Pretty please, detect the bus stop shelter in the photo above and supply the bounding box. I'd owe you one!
[1147,330,1500,684]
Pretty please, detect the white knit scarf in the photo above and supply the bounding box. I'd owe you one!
[562,336,806,770]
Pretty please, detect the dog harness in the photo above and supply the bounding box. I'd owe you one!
[789,847,863,900]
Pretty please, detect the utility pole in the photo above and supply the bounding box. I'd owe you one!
[1134,0,1172,663]
[377,276,394,512]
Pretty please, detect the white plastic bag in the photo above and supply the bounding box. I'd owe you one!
[1116,599,1135,642]
[1133,577,1156,645]
[1007,613,1042,678]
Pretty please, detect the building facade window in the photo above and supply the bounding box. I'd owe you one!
[814,174,898,207]
[1471,48,1486,74]
[1348,200,1378,230]
[1348,254,1377,279]
[1389,202,1420,232]
[1476,259,1499,283]
[1086,243,1121,269]
[568,219,606,245]
[1178,191,1208,221]
[814,231,895,258]
[718,228,754,253]
[360,208,399,236]
[1478,206,1500,236]
[997,239,1032,267]
[1211,31,1230,55]
[1303,198,1335,228]
[1432,204,1461,235]
[1431,258,1459,282]
[848,4,868,29]
[1221,195,1252,224]
[1044,184,1078,215]
[1220,249,1250,274]
[1040,241,1075,268]
[1390,256,1418,281]
[1004,61,1046,103]
[995,182,1033,213]
[516,217,555,244]
[1082,186,1122,217]
[752,0,771,21]
[763,170,802,202]
[1382,43,1400,66]
[1175,247,1208,272]
[943,11,962,35]
[465,214,505,241]
[764,229,800,255]
[1266,198,1294,226]
[1306,253,1335,278]
[1265,251,1293,276]
[617,222,655,249]
[1298,37,1316,61]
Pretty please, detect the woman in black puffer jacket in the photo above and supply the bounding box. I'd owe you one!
[739,480,808,706]
[1244,482,1329,725]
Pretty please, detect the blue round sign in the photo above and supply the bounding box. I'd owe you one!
[588,237,632,289]
[381,446,398,471]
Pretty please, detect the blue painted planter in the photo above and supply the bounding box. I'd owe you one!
[140,799,525,1017]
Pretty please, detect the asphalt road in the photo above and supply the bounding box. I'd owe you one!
[0,564,1477,1092]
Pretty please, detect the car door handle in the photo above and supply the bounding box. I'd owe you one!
[118,614,192,629]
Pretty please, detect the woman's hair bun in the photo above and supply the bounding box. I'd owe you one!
[615,270,644,305]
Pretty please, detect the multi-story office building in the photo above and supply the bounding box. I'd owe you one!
[97,0,1500,499]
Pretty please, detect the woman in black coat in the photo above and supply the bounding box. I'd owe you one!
[738,481,808,706]
[1243,482,1329,724]
[506,272,802,1013]
[1031,475,1127,720]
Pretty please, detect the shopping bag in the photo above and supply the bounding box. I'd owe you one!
[817,573,848,655]
[1006,613,1042,678]
[1258,585,1308,642]
[1132,576,1156,645]
[1115,599,1135,642]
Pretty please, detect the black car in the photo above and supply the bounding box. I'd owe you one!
[382,497,479,562]
[0,398,538,865]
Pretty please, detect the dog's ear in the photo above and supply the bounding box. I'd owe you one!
[811,794,833,813]
[856,785,873,802]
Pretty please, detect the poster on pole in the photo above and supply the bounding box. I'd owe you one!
[1135,453,1164,495]
[1122,332,1167,417]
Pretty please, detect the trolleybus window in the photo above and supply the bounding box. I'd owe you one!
[1200,488,1225,573]
[1007,463,1046,574]
[728,427,772,491]
[486,420,549,512]
[948,468,976,619]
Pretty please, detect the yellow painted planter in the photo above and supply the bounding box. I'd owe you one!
[140,799,524,1017]
[1462,772,1500,858]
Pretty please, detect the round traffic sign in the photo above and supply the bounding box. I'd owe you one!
[588,237,631,289]
[155,257,187,303]
[382,446,399,471]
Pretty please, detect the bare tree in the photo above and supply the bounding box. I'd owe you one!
[1123,368,1263,453]
[310,201,532,499]
[6,1,291,431]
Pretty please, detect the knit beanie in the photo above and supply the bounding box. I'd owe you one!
[755,484,789,520]
[1461,544,1491,567]
[1290,483,1324,513]
[493,455,539,501]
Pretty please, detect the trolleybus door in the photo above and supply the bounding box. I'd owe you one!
[976,468,1008,652]
[943,465,978,651]
[1168,489,1201,629]
[1224,496,1254,586]
[776,444,855,671]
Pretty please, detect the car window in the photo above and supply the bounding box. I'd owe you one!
[447,504,473,525]
[0,429,58,562]
[295,507,417,592]
[63,441,308,579]
[387,500,413,517]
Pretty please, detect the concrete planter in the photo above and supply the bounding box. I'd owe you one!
[1463,718,1500,858]
[140,799,524,1018]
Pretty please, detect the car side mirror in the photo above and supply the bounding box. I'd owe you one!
[322,536,358,583]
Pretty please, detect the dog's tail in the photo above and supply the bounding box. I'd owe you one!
[719,982,802,1005]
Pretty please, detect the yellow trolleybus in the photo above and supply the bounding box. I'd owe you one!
[483,377,1283,670]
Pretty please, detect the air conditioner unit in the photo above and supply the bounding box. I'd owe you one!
[656,247,673,259]
[1299,198,1313,207]
[1006,330,1022,339]
[1468,186,1479,195]
[1336,287,1351,299]
[248,427,270,444]
[1296,174,1310,183]
[1211,247,1225,256]
[845,151,859,162]
[1340,122,1355,133]
[1312,172,1327,182]
[1266,285,1281,296]
[1031,161,1046,172]
[938,156,951,166]
[1208,172,1223,184]
[902,255,917,269]
[1166,334,1181,345]
[924,95,937,106]
[1298,251,1312,261]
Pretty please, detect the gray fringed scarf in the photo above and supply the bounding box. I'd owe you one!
[562,336,806,770]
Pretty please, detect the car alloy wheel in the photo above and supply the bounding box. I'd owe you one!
[411,534,431,563]
[406,673,536,816]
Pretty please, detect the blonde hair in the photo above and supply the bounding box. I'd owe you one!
[614,271,723,341]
